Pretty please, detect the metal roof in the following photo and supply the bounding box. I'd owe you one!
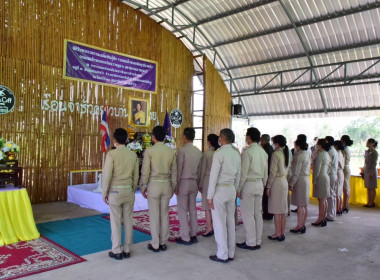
[121,0,380,118]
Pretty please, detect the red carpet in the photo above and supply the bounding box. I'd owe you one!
[103,202,242,241]
[0,236,86,280]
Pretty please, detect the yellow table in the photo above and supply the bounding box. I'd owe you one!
[0,186,40,246]
[309,174,380,206]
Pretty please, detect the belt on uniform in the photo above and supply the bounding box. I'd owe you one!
[246,178,262,182]
[111,185,132,189]
[150,179,170,183]
[216,183,234,187]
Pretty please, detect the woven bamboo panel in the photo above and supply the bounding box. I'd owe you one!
[0,0,193,203]
[203,58,231,149]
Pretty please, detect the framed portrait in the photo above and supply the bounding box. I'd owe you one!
[129,97,150,127]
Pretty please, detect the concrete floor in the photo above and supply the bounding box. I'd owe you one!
[25,202,380,280]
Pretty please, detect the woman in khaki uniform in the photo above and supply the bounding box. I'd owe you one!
[312,139,331,227]
[333,140,345,216]
[289,140,310,234]
[267,135,291,241]
[198,134,220,236]
[363,138,378,208]
[341,135,353,213]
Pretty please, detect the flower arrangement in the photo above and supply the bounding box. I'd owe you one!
[0,139,20,162]
[127,141,143,153]
[164,135,176,150]
[2,141,20,153]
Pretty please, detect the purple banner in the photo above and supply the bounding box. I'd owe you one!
[63,40,157,93]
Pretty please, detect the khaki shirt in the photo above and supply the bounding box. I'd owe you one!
[288,150,311,187]
[267,147,292,189]
[102,145,139,198]
[238,143,268,193]
[198,148,215,187]
[207,144,241,200]
[328,147,338,176]
[140,142,177,192]
[177,143,203,185]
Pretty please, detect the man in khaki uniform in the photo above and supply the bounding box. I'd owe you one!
[207,128,241,263]
[237,127,268,250]
[175,127,203,245]
[102,128,139,260]
[140,126,177,252]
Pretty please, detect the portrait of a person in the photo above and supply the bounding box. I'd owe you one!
[133,102,146,125]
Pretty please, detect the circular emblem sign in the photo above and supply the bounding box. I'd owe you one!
[0,85,16,115]
[170,108,183,128]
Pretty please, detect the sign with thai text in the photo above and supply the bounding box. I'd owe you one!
[63,40,157,93]
[0,85,16,115]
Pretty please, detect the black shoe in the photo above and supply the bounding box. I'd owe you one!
[342,208,349,213]
[108,251,123,260]
[190,236,198,244]
[236,242,261,250]
[364,204,376,208]
[312,220,323,227]
[202,230,214,237]
[326,218,335,222]
[122,252,130,258]
[290,226,306,234]
[175,238,192,245]
[159,244,167,251]
[228,257,234,261]
[268,235,282,241]
[291,209,298,213]
[147,244,160,252]
[209,255,228,263]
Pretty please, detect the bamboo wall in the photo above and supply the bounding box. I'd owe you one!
[203,58,232,148]
[0,0,194,203]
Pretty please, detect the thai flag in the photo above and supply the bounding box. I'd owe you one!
[100,105,110,152]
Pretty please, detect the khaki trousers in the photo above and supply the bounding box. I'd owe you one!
[177,179,198,242]
[211,186,236,260]
[241,180,264,246]
[147,181,172,249]
[108,187,135,254]
[327,174,337,220]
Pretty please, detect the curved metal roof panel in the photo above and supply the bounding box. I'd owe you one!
[122,0,380,118]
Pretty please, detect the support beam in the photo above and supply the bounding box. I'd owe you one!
[243,106,380,117]
[224,57,380,82]
[230,77,380,97]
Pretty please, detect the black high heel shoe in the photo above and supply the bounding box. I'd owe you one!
[321,219,327,227]
[290,226,306,234]
[312,220,323,227]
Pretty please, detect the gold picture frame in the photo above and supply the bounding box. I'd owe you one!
[129,97,150,127]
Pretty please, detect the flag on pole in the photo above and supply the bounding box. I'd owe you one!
[100,105,110,152]
[163,109,171,136]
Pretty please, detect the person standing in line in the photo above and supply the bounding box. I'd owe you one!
[198,134,220,237]
[236,127,268,250]
[260,134,274,220]
[333,140,345,216]
[102,128,139,260]
[267,135,292,242]
[341,135,353,213]
[175,127,203,245]
[312,139,331,227]
[289,139,311,234]
[325,136,338,221]
[140,126,177,253]
[363,138,378,208]
[207,129,241,263]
